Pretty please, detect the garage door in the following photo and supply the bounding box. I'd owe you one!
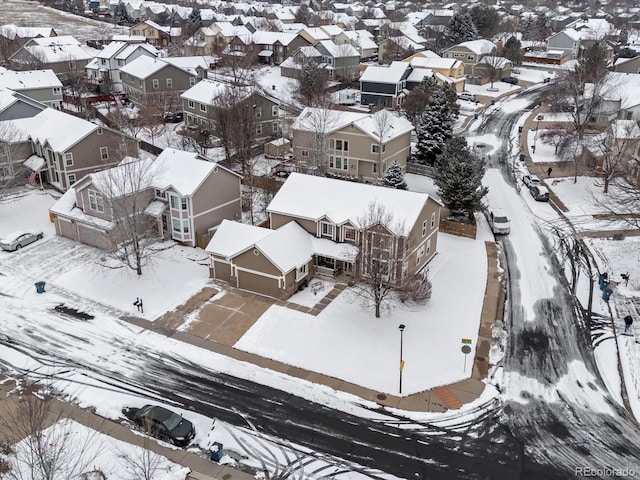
[237,270,280,298]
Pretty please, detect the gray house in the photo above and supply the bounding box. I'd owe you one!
[0,68,62,109]
[9,35,94,78]
[313,39,360,81]
[359,61,411,108]
[441,39,496,75]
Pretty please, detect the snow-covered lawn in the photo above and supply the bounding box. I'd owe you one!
[8,419,189,480]
[0,189,58,241]
[235,231,489,396]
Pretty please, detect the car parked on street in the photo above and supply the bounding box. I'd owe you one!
[122,404,195,447]
[487,208,511,235]
[163,111,184,123]
[0,231,43,251]
[502,76,519,85]
[529,185,550,202]
[522,174,541,188]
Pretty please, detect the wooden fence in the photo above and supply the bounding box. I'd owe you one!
[439,218,477,239]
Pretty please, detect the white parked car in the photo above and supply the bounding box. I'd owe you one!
[522,174,541,188]
[487,209,511,235]
[458,92,477,102]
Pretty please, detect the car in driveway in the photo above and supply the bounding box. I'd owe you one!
[522,174,541,188]
[529,185,550,202]
[458,92,477,102]
[0,231,43,251]
[163,111,184,123]
[487,208,511,235]
[501,76,519,85]
[122,404,195,447]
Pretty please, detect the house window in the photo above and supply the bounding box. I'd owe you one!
[64,153,73,166]
[97,127,103,135]
[273,122,279,133]
[88,190,104,213]
[190,77,196,86]
[426,238,431,255]
[431,212,436,228]
[342,158,348,170]
[166,78,173,88]
[422,220,427,236]
[200,104,207,112]
[320,222,333,239]
[155,189,165,199]
[416,245,425,265]
[181,197,188,210]
[188,100,195,109]
[148,29,155,35]
[256,123,263,135]
[183,220,189,233]
[152,79,159,89]
[170,195,179,209]
[67,174,76,185]
[296,263,308,281]
[344,227,356,243]
[272,105,279,116]
[52,87,61,95]
[172,218,181,232]
[301,149,309,157]
[372,144,380,153]
[372,163,378,174]
[100,147,108,160]
[467,55,474,61]
[255,108,262,119]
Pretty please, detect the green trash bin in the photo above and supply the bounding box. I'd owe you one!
[35,281,46,294]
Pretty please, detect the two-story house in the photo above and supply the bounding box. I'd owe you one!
[180,78,281,140]
[120,56,208,111]
[313,39,360,80]
[9,35,95,78]
[128,20,173,47]
[0,69,62,109]
[360,61,411,108]
[441,39,496,75]
[279,46,324,79]
[0,24,57,63]
[291,107,413,181]
[206,172,441,299]
[335,29,378,61]
[228,31,310,65]
[50,148,243,250]
[85,41,158,93]
[1,107,138,191]
[403,52,466,92]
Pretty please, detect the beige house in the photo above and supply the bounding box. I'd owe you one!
[50,149,242,250]
[207,173,441,299]
[441,39,496,75]
[291,107,413,182]
[1,107,138,191]
[129,20,173,47]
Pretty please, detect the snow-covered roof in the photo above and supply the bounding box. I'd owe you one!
[407,67,433,83]
[120,56,174,78]
[293,107,412,143]
[0,69,62,90]
[316,40,359,58]
[611,119,640,139]
[180,78,252,104]
[302,27,331,42]
[114,43,158,60]
[96,41,128,59]
[251,31,299,46]
[27,108,97,152]
[21,36,94,63]
[585,72,640,109]
[23,155,45,172]
[455,39,495,55]
[206,219,358,273]
[359,61,408,83]
[319,25,344,37]
[162,56,215,75]
[49,187,114,229]
[212,22,252,38]
[409,56,461,70]
[0,24,55,40]
[267,173,432,235]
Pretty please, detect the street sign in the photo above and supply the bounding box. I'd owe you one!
[461,338,472,345]
[400,360,405,372]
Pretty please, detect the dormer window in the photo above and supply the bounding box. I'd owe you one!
[320,221,334,239]
[155,189,165,199]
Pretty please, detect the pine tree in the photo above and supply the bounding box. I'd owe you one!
[502,36,523,65]
[188,7,202,25]
[113,1,131,24]
[446,12,478,46]
[413,90,454,166]
[433,137,488,220]
[378,160,408,190]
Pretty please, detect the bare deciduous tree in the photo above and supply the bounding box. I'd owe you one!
[299,101,339,175]
[371,108,395,176]
[116,417,163,480]
[292,55,329,108]
[352,202,406,318]
[595,121,640,193]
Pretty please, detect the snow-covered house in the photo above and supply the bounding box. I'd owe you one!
[50,149,242,250]
[85,41,158,93]
[313,39,360,81]
[291,107,413,181]
[227,31,310,65]
[0,24,57,46]
[0,107,138,191]
[8,36,95,77]
[206,172,441,299]
[403,52,466,92]
[359,61,411,108]
[0,69,62,109]
[128,20,174,47]
[441,39,496,75]
[547,19,618,60]
[335,29,378,61]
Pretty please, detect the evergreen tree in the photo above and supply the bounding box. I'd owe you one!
[188,7,202,25]
[575,41,608,85]
[502,36,523,65]
[468,5,500,39]
[446,12,477,46]
[413,89,454,166]
[402,77,437,126]
[433,137,488,220]
[377,160,408,190]
[113,1,131,24]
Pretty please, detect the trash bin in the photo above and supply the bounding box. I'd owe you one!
[519,153,525,162]
[35,281,46,294]
[598,273,608,291]
[491,100,496,105]
[602,288,613,302]
[518,126,523,133]
[209,442,224,462]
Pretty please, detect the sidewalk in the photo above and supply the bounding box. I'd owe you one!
[127,241,502,413]
[0,376,252,480]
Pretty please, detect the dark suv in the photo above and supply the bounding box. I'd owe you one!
[163,111,184,123]
[501,76,519,85]
[123,405,195,446]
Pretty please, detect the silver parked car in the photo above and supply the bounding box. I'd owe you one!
[0,231,43,251]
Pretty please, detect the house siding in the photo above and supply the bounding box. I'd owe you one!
[191,168,242,235]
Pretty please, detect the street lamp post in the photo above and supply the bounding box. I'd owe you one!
[399,324,405,395]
